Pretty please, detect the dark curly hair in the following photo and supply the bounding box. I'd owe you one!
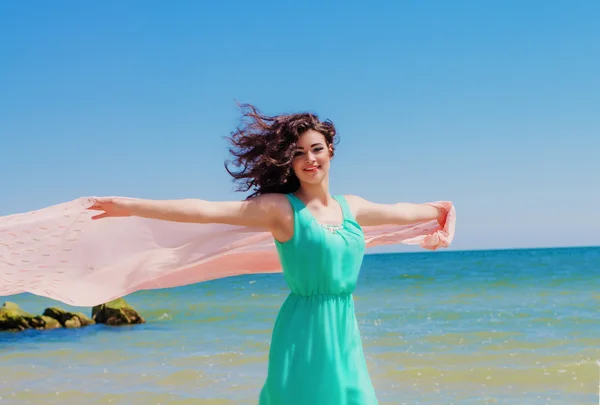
[225,103,338,198]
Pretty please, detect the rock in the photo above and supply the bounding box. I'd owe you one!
[73,312,94,326]
[42,307,67,321]
[3,301,20,310]
[0,302,36,331]
[0,302,63,332]
[39,315,62,330]
[64,317,81,328]
[43,307,95,328]
[91,298,145,326]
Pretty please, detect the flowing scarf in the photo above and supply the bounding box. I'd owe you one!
[0,197,455,306]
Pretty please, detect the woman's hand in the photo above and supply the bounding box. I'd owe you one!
[87,197,134,220]
[435,206,447,228]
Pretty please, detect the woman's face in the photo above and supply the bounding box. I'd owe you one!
[291,129,333,185]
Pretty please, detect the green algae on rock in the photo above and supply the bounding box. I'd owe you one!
[0,302,62,331]
[43,307,95,328]
[91,298,145,326]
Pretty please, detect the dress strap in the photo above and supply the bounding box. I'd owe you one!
[334,195,354,222]
[285,193,304,213]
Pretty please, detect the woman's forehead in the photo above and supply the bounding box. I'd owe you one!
[296,130,326,147]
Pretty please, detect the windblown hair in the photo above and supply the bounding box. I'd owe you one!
[225,103,338,198]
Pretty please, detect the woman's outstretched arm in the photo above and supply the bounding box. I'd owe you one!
[87,194,287,229]
[345,195,447,227]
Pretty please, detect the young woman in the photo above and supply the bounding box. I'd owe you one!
[86,104,453,404]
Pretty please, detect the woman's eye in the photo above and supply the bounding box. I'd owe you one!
[294,151,304,157]
[314,147,324,152]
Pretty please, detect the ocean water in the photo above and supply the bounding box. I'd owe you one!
[1,246,599,405]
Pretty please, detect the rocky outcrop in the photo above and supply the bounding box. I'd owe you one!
[91,298,145,326]
[0,302,62,331]
[43,307,95,328]
[1,298,145,332]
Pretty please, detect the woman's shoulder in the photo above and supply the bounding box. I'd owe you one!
[250,192,294,219]
[338,194,365,219]
[252,193,295,243]
[253,192,292,205]
[339,193,361,205]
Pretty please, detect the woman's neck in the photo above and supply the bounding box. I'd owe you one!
[295,180,334,206]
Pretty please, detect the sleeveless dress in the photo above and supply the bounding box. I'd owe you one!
[258,193,379,405]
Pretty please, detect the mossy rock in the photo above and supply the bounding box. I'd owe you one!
[43,307,95,328]
[0,302,63,332]
[38,315,62,330]
[0,302,36,331]
[91,298,145,326]
[3,301,21,310]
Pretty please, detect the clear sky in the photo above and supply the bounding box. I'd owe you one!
[1,1,598,252]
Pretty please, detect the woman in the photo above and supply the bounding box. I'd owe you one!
[86,104,453,404]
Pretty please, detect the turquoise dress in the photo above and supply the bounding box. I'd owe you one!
[259,193,378,404]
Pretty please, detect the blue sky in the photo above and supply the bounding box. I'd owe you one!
[1,1,598,251]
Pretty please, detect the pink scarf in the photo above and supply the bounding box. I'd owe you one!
[0,197,455,306]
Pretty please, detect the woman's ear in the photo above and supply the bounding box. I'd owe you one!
[328,143,334,157]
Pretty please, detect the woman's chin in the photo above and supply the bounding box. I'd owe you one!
[299,175,325,185]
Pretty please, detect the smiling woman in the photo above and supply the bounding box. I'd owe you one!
[0,103,455,405]
[292,133,331,181]
[223,104,339,198]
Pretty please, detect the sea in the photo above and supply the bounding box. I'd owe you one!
[1,246,599,405]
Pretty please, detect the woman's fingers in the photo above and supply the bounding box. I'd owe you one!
[91,212,109,220]
[87,198,112,211]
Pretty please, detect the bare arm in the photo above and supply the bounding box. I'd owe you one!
[88,193,287,230]
[345,195,445,227]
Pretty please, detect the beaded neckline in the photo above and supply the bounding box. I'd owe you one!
[290,193,346,234]
[315,221,344,234]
